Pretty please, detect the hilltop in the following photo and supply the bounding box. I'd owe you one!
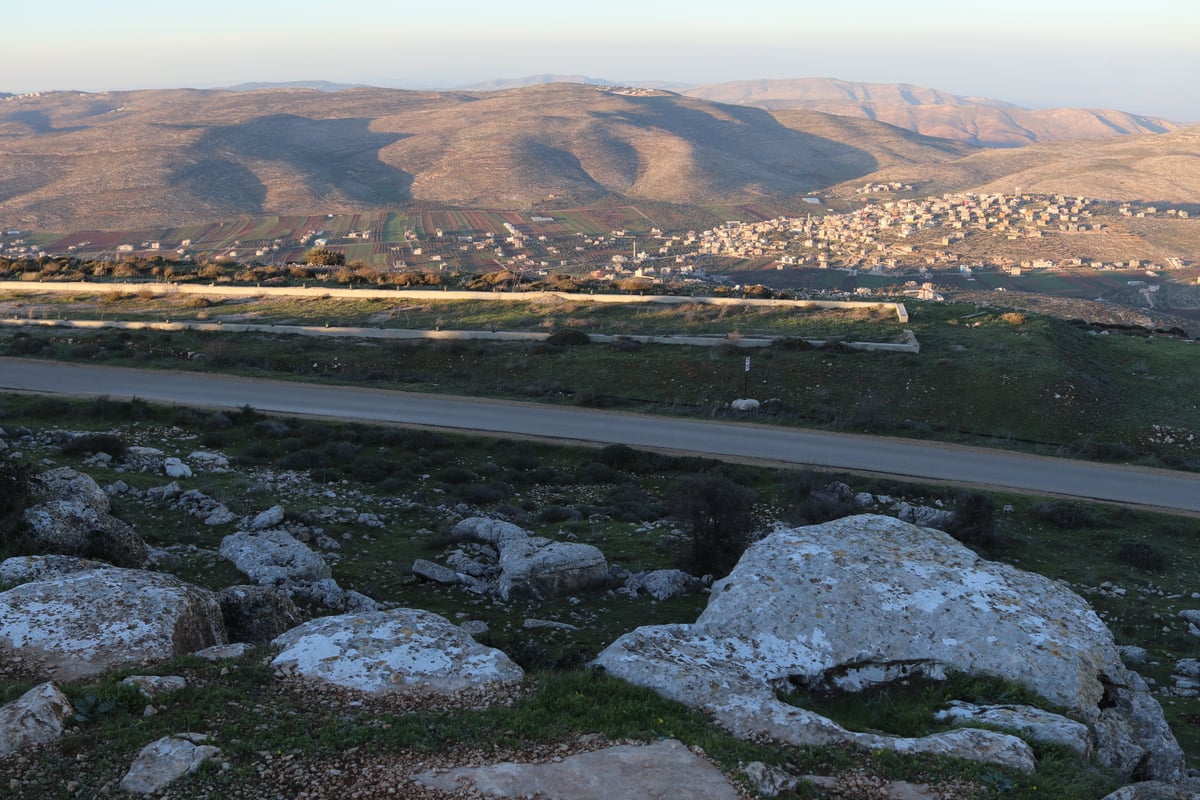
[684,78,1180,147]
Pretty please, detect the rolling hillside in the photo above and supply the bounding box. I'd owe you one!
[835,125,1200,203]
[0,83,971,230]
[685,78,1180,147]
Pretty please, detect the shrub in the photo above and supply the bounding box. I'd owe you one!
[1116,541,1166,572]
[1031,501,1098,530]
[546,328,590,347]
[437,466,477,484]
[7,333,48,356]
[452,481,512,505]
[665,474,757,576]
[535,505,581,524]
[0,458,34,548]
[944,492,1004,553]
[61,433,127,460]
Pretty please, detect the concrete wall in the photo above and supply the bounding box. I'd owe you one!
[0,317,920,353]
[0,281,909,322]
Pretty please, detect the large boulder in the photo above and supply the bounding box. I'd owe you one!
[22,500,150,567]
[594,515,1186,782]
[0,568,226,681]
[497,538,608,601]
[32,467,109,513]
[0,682,73,757]
[216,585,303,644]
[218,530,330,585]
[271,608,523,698]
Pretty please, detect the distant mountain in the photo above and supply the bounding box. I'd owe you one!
[221,80,366,92]
[0,83,970,230]
[456,74,689,92]
[685,78,1180,147]
[835,125,1200,203]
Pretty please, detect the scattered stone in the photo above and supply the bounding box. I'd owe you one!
[0,567,226,681]
[121,675,187,699]
[730,398,760,412]
[219,530,330,585]
[892,500,954,529]
[622,569,699,601]
[1099,782,1200,800]
[119,733,222,795]
[412,559,462,585]
[192,643,250,661]
[412,739,739,800]
[459,620,488,636]
[0,683,73,757]
[163,458,193,479]
[187,451,230,472]
[250,505,286,530]
[271,608,523,697]
[1120,646,1150,665]
[103,479,130,497]
[742,761,800,796]
[146,481,182,501]
[497,538,608,601]
[523,618,579,631]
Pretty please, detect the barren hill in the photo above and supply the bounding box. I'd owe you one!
[685,78,1180,147]
[0,83,971,230]
[835,125,1200,203]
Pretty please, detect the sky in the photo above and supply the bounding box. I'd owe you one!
[6,0,1199,120]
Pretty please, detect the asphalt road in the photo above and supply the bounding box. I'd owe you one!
[3,357,1199,514]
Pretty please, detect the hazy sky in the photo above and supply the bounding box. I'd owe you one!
[7,0,1198,120]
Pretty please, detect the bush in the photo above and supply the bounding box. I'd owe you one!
[546,328,590,347]
[0,458,34,548]
[944,492,1004,553]
[61,433,127,460]
[1031,501,1098,530]
[535,505,582,524]
[665,474,757,576]
[1116,541,1166,572]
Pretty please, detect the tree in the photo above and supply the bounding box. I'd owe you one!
[304,247,345,267]
[665,474,757,576]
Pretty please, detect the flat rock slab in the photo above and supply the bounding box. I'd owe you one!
[0,568,225,681]
[219,530,330,585]
[412,739,739,800]
[271,608,523,696]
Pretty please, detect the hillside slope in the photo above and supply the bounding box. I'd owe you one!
[834,125,1200,202]
[0,83,974,230]
[686,78,1180,147]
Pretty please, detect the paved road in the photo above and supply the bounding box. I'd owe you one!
[3,357,1199,514]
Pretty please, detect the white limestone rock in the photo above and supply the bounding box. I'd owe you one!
[623,569,699,601]
[163,457,193,479]
[119,733,222,795]
[0,554,109,586]
[33,467,109,513]
[933,701,1093,756]
[271,608,523,697]
[0,568,226,681]
[187,450,230,472]
[452,516,529,548]
[412,738,740,800]
[594,514,1185,782]
[192,643,250,660]
[219,530,330,585]
[412,558,462,585]
[21,499,149,567]
[250,505,286,530]
[497,538,608,601]
[0,683,73,757]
